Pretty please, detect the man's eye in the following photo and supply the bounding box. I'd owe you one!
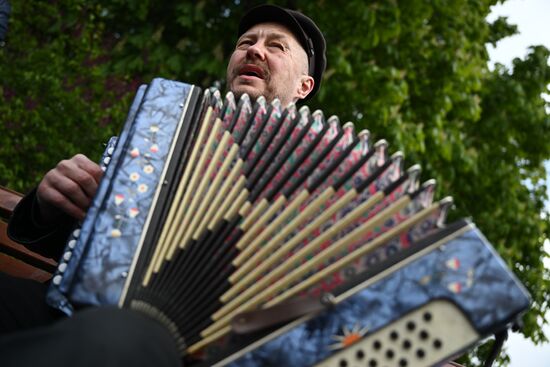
[270,43,285,51]
[237,40,253,48]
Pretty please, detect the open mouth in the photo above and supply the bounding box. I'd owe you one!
[238,65,265,79]
[242,71,261,77]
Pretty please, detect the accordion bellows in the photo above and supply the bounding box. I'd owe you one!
[47,78,530,366]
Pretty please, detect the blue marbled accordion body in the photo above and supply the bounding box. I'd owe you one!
[47,79,201,312]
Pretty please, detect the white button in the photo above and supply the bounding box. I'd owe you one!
[103,157,111,165]
[72,229,80,238]
[63,251,72,261]
[68,239,76,249]
[53,275,62,285]
[58,263,67,272]
[107,147,114,155]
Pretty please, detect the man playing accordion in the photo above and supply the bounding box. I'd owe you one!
[1,4,475,367]
[1,4,326,367]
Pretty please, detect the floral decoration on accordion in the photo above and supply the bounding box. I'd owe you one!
[329,323,369,351]
[419,256,476,294]
[108,122,164,238]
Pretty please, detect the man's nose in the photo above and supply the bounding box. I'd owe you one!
[246,42,266,61]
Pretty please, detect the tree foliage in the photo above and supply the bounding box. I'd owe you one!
[1,0,548,365]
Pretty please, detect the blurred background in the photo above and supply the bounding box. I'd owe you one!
[0,1,548,365]
[486,1,549,366]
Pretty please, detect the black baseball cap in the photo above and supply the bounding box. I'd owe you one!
[238,4,327,100]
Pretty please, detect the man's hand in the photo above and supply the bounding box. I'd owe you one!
[36,154,103,224]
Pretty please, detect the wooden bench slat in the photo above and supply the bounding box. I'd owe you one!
[0,186,23,219]
[0,252,52,282]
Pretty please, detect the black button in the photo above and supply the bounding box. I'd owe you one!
[419,330,429,340]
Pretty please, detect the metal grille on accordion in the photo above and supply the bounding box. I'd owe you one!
[46,78,530,367]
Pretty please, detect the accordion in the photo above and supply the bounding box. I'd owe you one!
[46,78,530,366]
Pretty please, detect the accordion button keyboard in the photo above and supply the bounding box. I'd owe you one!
[314,299,480,367]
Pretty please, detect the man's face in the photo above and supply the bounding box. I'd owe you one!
[226,22,313,106]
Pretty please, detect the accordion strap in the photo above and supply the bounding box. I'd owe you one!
[231,293,336,334]
[483,329,509,367]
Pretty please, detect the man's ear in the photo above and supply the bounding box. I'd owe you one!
[296,75,315,100]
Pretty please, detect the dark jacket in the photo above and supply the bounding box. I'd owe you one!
[8,188,75,260]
